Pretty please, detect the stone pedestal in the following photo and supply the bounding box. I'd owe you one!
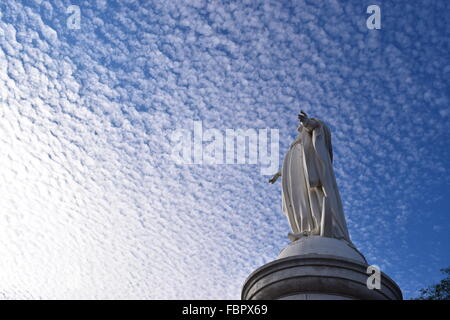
[242,236,402,300]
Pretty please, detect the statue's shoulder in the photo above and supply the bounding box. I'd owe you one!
[312,118,330,130]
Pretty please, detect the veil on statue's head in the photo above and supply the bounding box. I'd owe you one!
[318,119,334,163]
[296,118,334,163]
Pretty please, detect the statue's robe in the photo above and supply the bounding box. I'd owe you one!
[281,119,350,241]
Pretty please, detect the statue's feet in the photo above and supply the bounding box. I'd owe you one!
[288,233,299,242]
[288,231,310,242]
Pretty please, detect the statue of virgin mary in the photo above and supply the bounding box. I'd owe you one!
[270,111,351,242]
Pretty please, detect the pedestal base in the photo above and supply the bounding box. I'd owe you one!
[242,236,402,300]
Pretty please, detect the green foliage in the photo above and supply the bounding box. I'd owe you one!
[415,267,450,300]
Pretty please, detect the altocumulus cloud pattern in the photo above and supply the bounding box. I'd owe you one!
[0,0,449,299]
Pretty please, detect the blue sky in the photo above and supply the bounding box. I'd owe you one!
[0,0,449,299]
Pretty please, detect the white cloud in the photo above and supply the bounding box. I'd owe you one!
[0,0,448,299]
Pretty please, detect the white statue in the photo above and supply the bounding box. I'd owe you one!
[269,111,351,242]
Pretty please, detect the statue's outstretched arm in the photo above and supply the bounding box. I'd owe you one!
[269,171,281,184]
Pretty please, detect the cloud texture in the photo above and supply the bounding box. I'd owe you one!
[0,0,449,299]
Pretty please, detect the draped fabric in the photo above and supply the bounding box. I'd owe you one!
[281,119,350,242]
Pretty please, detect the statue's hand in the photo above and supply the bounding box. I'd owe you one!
[269,172,281,184]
